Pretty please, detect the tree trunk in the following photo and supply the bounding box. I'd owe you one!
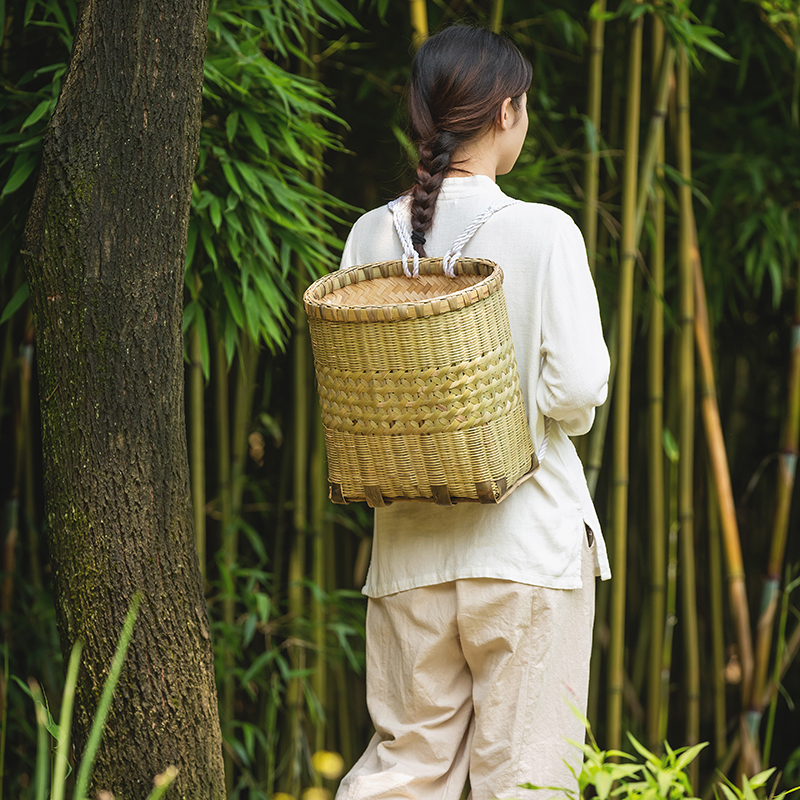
[21,0,225,796]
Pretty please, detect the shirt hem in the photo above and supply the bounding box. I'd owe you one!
[362,568,584,598]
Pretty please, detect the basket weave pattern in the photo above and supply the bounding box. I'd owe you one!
[304,257,537,507]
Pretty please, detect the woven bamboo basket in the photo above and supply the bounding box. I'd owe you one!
[303,256,537,507]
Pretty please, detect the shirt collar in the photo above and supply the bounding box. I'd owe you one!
[438,174,503,200]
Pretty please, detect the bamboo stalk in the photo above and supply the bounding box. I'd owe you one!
[231,337,258,517]
[676,48,700,785]
[702,615,800,797]
[586,315,618,499]
[582,0,606,276]
[751,209,800,733]
[607,8,643,751]
[659,435,679,744]
[762,570,800,766]
[708,471,728,763]
[285,274,311,796]
[692,216,757,774]
[311,413,328,756]
[189,311,206,582]
[20,318,41,591]
[490,0,504,34]
[215,336,235,796]
[635,42,674,244]
[646,17,667,752]
[409,0,427,50]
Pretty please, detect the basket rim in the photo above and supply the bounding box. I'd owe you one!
[303,257,504,323]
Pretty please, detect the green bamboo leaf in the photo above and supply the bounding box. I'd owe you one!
[200,224,218,270]
[673,742,708,772]
[663,429,679,462]
[221,160,243,198]
[1,154,36,197]
[0,282,30,325]
[717,782,742,800]
[627,733,660,766]
[595,770,613,800]
[746,768,776,790]
[224,312,237,364]
[234,162,268,202]
[221,273,245,328]
[185,220,199,271]
[243,287,264,342]
[196,308,210,380]
[226,227,242,262]
[182,300,197,337]
[52,643,83,800]
[312,0,359,27]
[742,775,759,800]
[657,769,674,798]
[210,196,222,232]
[226,111,239,144]
[690,26,735,63]
[20,99,53,131]
[241,110,270,154]
[30,680,49,800]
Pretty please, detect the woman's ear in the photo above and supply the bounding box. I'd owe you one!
[498,97,514,130]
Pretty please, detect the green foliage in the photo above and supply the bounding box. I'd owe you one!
[0,0,73,307]
[523,719,799,800]
[522,719,708,800]
[187,0,359,370]
[0,0,358,358]
[2,595,174,800]
[208,558,366,797]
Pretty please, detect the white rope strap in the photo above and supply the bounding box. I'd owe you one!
[387,197,419,277]
[537,417,551,464]
[442,198,520,277]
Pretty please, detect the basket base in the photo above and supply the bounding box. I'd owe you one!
[328,455,538,508]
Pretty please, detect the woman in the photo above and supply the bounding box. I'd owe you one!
[335,25,610,800]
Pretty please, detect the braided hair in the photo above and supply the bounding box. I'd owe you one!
[407,26,532,256]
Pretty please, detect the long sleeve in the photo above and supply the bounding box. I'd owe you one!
[536,215,609,437]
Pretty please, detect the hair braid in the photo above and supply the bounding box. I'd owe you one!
[410,132,456,257]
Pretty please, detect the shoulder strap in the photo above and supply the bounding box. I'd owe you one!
[387,197,419,277]
[441,198,519,276]
[387,195,521,278]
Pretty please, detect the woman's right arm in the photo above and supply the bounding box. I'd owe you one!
[536,214,610,437]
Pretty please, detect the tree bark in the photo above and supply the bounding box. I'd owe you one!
[21,0,225,796]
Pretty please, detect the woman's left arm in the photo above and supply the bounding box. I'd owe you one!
[536,215,610,437]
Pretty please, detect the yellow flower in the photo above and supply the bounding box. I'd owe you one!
[312,750,346,780]
[302,788,331,800]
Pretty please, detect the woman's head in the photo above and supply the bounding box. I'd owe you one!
[407,26,532,255]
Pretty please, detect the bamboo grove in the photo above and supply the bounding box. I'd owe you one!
[1,0,800,797]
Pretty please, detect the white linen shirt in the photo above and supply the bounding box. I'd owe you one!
[339,175,611,597]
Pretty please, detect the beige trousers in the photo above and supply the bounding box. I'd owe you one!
[337,537,596,800]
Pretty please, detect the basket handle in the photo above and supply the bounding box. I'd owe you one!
[387,197,420,278]
[441,198,520,277]
[387,197,520,278]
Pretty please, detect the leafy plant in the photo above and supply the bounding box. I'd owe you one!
[523,715,707,800]
[523,717,799,800]
[186,0,359,372]
[5,593,177,800]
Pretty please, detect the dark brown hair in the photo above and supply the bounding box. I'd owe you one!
[407,26,532,256]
